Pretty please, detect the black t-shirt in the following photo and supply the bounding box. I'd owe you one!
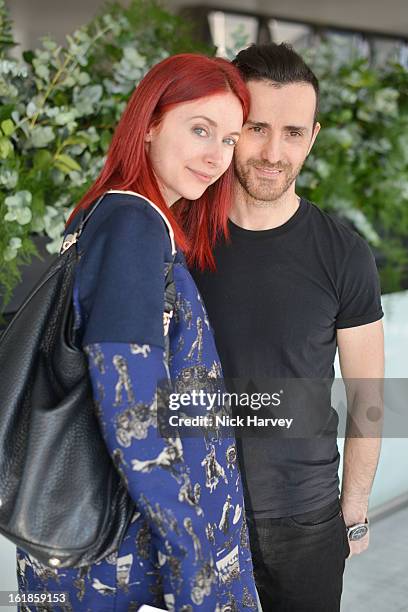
[192,199,383,517]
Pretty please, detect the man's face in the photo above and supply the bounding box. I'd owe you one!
[234,80,320,202]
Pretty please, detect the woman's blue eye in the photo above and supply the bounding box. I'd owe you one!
[223,137,237,146]
[193,127,208,137]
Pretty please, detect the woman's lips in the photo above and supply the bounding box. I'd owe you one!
[187,168,215,183]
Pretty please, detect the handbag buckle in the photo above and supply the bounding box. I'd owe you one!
[163,310,173,336]
[48,557,61,567]
[60,232,78,255]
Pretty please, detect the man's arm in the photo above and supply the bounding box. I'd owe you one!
[337,319,384,557]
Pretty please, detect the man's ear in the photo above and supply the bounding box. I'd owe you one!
[307,121,321,155]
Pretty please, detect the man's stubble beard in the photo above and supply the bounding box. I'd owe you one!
[234,157,304,207]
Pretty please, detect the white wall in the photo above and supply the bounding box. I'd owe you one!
[336,290,408,511]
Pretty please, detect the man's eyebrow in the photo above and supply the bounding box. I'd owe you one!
[189,115,241,137]
[285,125,308,132]
[246,120,271,129]
[246,120,308,132]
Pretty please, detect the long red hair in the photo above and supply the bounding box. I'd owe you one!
[67,53,249,269]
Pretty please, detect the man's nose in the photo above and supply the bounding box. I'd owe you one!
[262,135,282,164]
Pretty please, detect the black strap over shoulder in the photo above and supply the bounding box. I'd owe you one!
[60,193,106,255]
[61,191,177,265]
[60,190,177,340]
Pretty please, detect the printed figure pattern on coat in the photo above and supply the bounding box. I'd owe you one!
[16,193,258,611]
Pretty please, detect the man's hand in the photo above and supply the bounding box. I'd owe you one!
[347,531,369,558]
[341,500,369,558]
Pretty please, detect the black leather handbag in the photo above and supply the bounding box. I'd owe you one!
[0,192,175,569]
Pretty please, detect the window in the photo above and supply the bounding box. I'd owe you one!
[268,19,313,51]
[200,9,408,67]
[208,11,258,57]
[370,37,407,67]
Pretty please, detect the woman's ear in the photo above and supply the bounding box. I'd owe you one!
[145,121,159,143]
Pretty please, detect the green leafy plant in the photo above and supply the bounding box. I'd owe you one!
[301,42,408,292]
[0,0,211,310]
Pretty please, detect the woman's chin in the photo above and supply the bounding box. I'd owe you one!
[180,187,208,201]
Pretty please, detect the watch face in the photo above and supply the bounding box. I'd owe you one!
[349,525,369,541]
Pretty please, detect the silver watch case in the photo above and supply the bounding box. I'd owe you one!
[347,521,369,541]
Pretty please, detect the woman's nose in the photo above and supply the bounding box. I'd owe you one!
[203,141,225,167]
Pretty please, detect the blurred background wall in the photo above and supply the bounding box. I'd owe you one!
[7,0,408,50]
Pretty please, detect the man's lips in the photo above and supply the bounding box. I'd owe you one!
[187,168,216,183]
[254,166,283,177]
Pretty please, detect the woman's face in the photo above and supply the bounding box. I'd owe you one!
[145,92,243,205]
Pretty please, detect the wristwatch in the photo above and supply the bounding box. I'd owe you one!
[346,518,369,541]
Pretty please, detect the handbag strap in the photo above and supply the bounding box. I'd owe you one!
[60,190,178,336]
[60,190,177,258]
[60,193,106,255]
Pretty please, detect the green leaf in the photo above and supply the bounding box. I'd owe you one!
[15,207,32,225]
[22,50,34,64]
[55,153,81,172]
[0,104,15,122]
[33,62,50,81]
[33,149,53,169]
[0,136,13,158]
[5,190,32,209]
[3,246,18,262]
[100,130,111,151]
[29,126,55,148]
[1,118,14,135]
[55,110,78,126]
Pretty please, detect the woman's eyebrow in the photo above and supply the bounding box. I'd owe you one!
[189,115,241,137]
[189,115,217,126]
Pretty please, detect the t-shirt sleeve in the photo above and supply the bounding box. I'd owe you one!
[79,203,167,347]
[336,235,383,329]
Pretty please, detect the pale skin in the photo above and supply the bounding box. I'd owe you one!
[144,92,243,207]
[232,79,384,557]
[338,321,384,557]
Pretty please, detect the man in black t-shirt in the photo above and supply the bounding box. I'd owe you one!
[192,44,384,612]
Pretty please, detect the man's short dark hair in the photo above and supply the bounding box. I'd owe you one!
[233,43,320,123]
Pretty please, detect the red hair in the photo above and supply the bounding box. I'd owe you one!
[67,53,249,268]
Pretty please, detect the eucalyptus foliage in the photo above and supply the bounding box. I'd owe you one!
[301,42,408,292]
[0,0,210,309]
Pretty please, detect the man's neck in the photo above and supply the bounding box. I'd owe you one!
[230,182,301,231]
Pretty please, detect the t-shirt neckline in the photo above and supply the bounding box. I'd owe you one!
[228,198,309,239]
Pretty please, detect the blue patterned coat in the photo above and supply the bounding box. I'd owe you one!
[16,192,258,611]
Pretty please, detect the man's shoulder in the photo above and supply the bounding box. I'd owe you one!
[304,199,363,251]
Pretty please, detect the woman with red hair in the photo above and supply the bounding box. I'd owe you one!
[16,54,259,610]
